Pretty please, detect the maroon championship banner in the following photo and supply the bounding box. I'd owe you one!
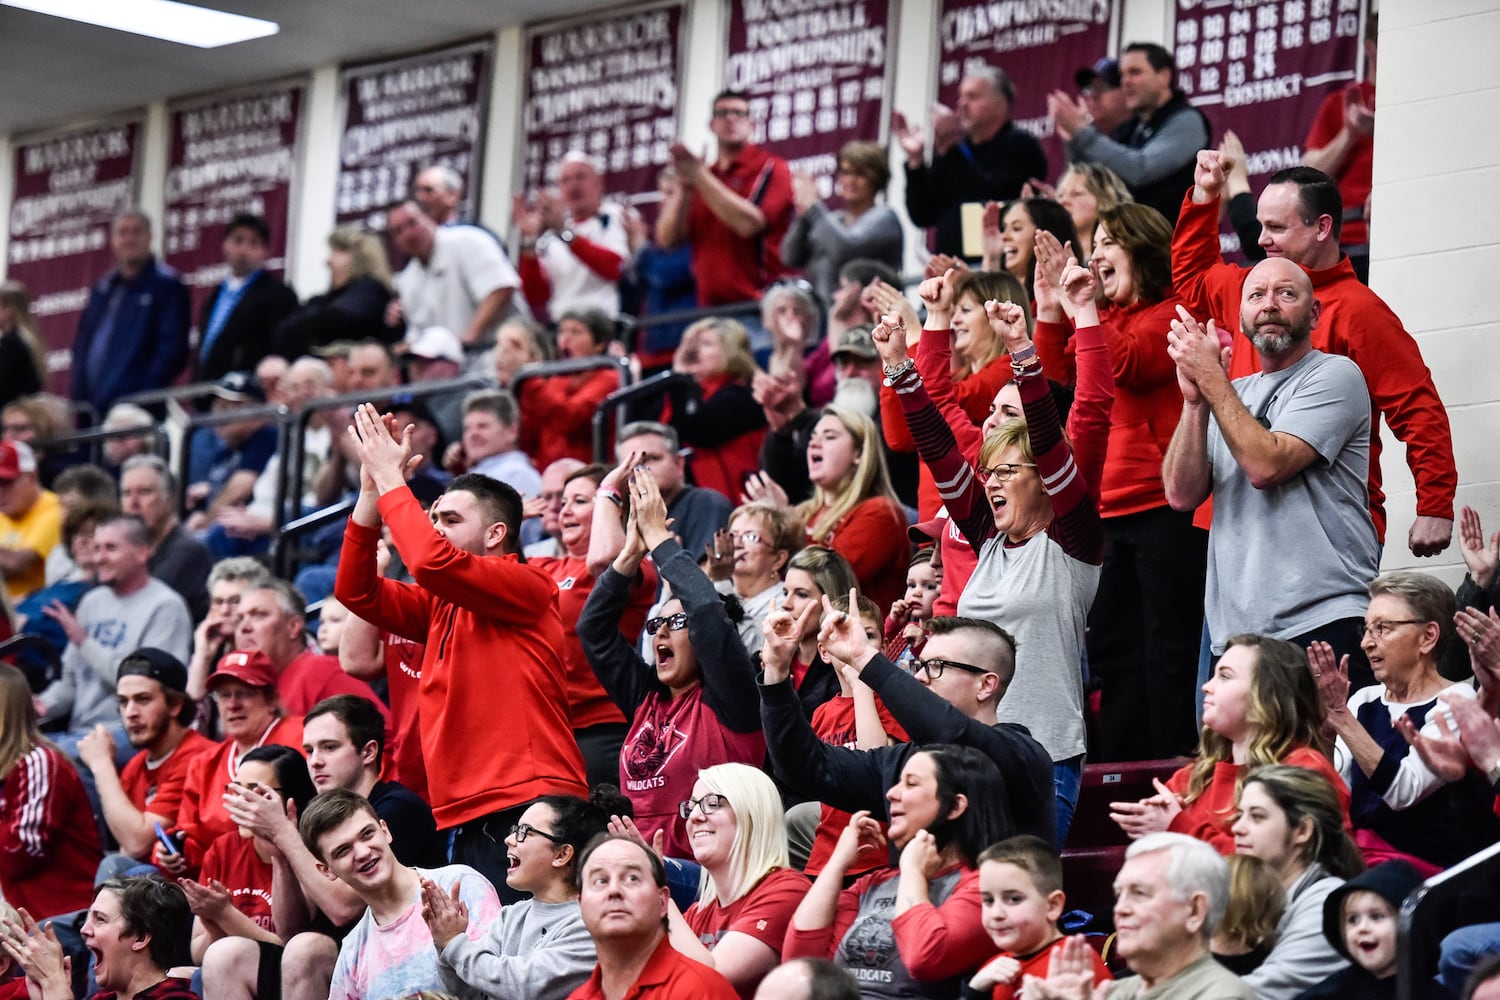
[335,38,493,233]
[723,0,892,200]
[937,0,1117,180]
[1172,0,1366,255]
[522,3,684,202]
[164,82,304,317]
[7,118,142,391]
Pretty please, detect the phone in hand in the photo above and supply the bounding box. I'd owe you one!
[154,822,181,857]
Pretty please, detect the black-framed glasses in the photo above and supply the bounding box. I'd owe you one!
[646,613,689,634]
[679,793,730,820]
[509,823,565,845]
[975,463,1038,484]
[1361,619,1428,640]
[910,657,990,680]
[712,107,750,119]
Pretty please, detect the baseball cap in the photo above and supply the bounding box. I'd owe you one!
[0,440,37,480]
[406,326,465,365]
[310,340,356,360]
[208,650,278,690]
[117,648,190,694]
[211,371,266,403]
[1075,57,1121,90]
[909,512,950,544]
[830,326,879,364]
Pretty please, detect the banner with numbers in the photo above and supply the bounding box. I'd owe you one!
[7,117,142,389]
[522,3,685,203]
[335,38,493,234]
[723,0,893,201]
[936,0,1117,181]
[1172,0,1367,254]
[164,80,304,315]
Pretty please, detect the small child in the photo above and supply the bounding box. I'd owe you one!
[966,836,1111,1000]
[803,594,908,880]
[1297,860,1424,1000]
[1212,854,1284,976]
[317,597,350,655]
[885,548,942,667]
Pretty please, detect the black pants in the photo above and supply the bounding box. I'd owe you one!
[449,801,534,904]
[575,722,629,793]
[1090,507,1208,762]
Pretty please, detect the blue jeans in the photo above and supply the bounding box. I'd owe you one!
[1053,755,1084,848]
[1439,921,1500,993]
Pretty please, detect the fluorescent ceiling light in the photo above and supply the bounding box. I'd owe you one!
[3,0,279,48]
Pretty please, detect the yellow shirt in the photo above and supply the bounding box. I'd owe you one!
[0,488,62,603]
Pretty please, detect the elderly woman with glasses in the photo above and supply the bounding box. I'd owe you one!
[578,468,765,861]
[1312,570,1500,875]
[873,257,1113,842]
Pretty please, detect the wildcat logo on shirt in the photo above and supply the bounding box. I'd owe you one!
[838,895,897,972]
[623,718,688,783]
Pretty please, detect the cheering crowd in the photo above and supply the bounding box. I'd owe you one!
[4,16,1500,1000]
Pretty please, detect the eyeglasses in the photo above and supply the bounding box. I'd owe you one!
[645,612,689,634]
[509,823,565,845]
[678,793,731,819]
[975,463,1038,484]
[1361,619,1428,640]
[712,107,750,119]
[910,657,990,680]
[730,530,763,546]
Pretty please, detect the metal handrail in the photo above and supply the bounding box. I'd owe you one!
[1398,838,1500,999]
[172,402,295,519]
[271,498,356,579]
[589,370,684,462]
[29,423,171,470]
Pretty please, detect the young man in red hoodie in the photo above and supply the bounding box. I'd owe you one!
[335,403,587,901]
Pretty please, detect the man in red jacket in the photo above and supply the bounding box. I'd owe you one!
[335,403,587,901]
[1171,153,1456,560]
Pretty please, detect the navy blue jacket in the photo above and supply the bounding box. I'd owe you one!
[71,256,191,413]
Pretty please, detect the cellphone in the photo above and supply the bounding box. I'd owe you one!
[154,822,181,857]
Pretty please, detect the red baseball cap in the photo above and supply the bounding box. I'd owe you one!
[208,650,278,690]
[0,440,37,480]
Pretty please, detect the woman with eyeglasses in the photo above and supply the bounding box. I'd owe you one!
[874,257,1113,841]
[786,744,1008,997]
[782,140,904,306]
[1111,633,1347,854]
[428,785,628,1000]
[1034,203,1208,763]
[627,763,812,997]
[705,501,804,656]
[1312,571,1500,874]
[579,467,765,859]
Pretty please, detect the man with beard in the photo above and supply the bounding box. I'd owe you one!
[1163,257,1379,684]
[77,649,216,864]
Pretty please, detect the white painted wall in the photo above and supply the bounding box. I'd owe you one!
[1368,0,1500,584]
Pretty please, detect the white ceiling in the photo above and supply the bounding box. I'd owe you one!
[0,0,603,136]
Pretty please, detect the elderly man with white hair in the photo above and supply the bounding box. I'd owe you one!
[1028,833,1256,999]
[515,151,631,319]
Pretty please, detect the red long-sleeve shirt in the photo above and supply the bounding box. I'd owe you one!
[1171,191,1456,540]
[335,488,587,828]
[1164,746,1349,855]
[0,744,100,915]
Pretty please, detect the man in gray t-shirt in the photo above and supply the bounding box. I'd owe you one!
[1163,257,1378,683]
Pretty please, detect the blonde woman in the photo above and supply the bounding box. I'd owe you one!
[271,227,396,357]
[1054,162,1132,258]
[0,281,45,408]
[664,317,768,502]
[671,763,811,996]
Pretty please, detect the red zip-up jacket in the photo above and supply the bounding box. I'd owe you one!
[335,488,587,828]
